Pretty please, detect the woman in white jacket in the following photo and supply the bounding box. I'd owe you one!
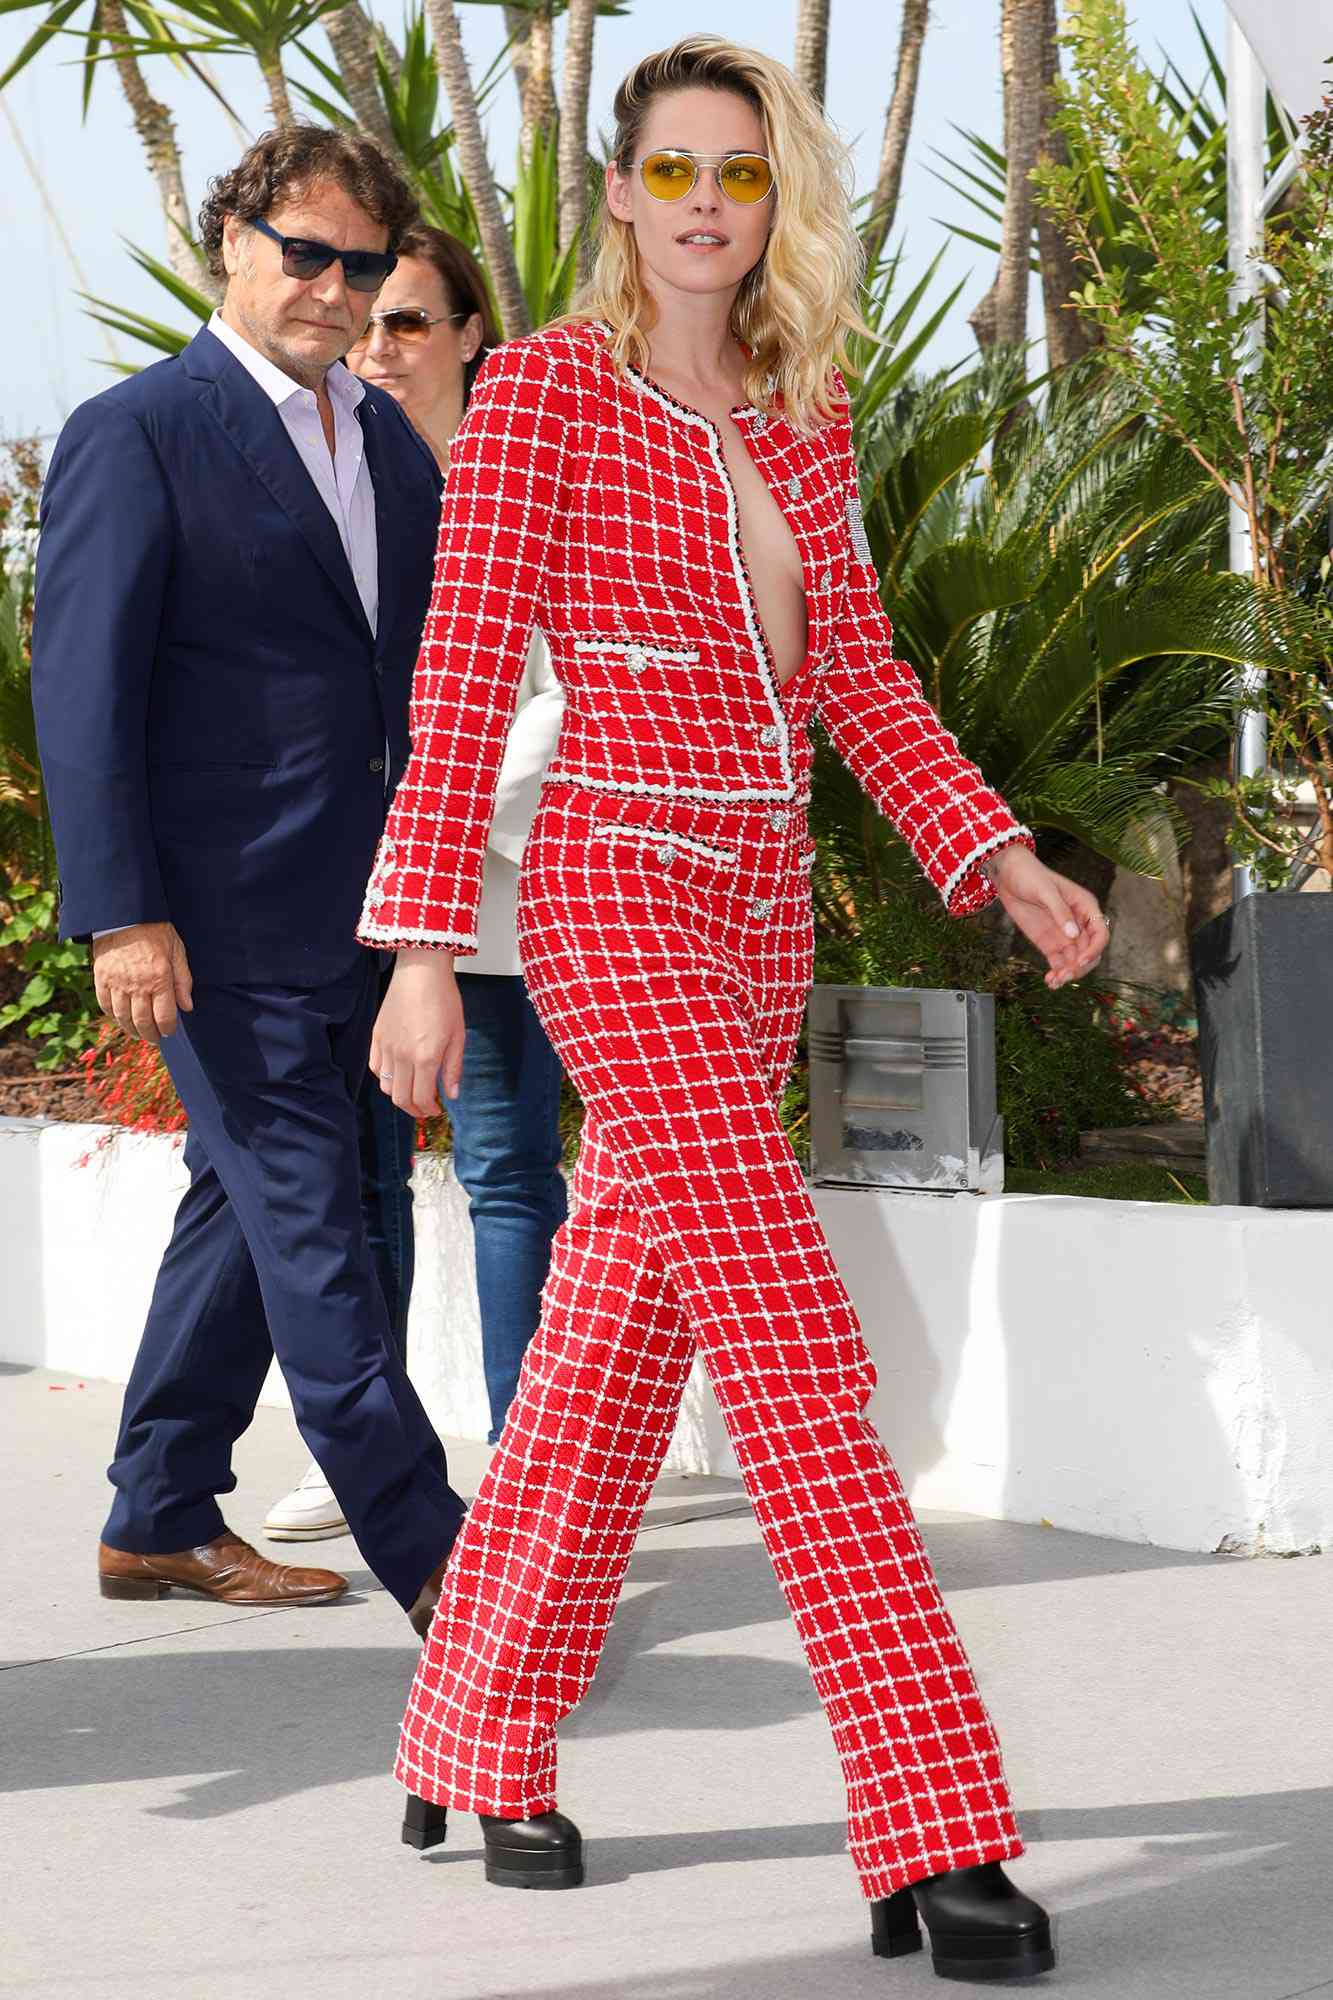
[264,227,566,1539]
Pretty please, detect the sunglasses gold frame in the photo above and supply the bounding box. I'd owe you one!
[634,149,777,205]
[348,307,471,348]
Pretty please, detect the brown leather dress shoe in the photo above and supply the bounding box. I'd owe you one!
[98,1530,348,1606]
[408,1553,450,1638]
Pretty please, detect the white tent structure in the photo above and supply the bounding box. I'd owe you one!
[1223,4,1333,896]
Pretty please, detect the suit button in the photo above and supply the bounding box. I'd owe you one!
[769,810,790,831]
[750,898,774,921]
[369,756,385,773]
[760,723,780,747]
[787,476,802,501]
[655,843,674,865]
[819,569,833,592]
[625,645,648,674]
[374,661,385,678]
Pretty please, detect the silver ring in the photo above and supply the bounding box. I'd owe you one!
[378,1070,393,1083]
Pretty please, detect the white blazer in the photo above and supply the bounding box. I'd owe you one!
[467,630,564,976]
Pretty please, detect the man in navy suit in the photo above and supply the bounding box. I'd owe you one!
[32,126,467,1628]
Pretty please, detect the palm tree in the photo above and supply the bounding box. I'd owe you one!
[505,0,556,167]
[862,0,930,266]
[322,0,402,156]
[0,0,217,294]
[425,0,531,334]
[818,329,1260,925]
[970,0,1045,352]
[938,15,1294,357]
[793,0,829,107]
[557,0,596,280]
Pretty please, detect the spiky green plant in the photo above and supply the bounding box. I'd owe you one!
[932,7,1298,322]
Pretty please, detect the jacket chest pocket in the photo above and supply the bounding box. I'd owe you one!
[588,823,738,873]
[572,636,701,679]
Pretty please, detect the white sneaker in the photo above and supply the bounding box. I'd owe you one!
[263,1460,349,1541]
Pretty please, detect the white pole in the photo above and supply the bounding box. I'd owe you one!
[1227,14,1268,903]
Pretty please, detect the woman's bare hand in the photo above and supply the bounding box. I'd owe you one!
[985,845,1109,989]
[371,949,465,1117]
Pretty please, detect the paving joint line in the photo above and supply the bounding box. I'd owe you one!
[0,1588,392,1675]
[0,1504,745,1672]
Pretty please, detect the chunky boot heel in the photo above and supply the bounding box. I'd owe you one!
[880,1862,1053,1982]
[479,1810,584,1890]
[401,1795,448,1850]
[99,1574,169,1600]
[870,1888,923,1959]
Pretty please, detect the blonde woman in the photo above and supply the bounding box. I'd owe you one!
[360,35,1106,1977]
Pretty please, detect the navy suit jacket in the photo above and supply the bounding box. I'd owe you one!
[31,324,442,985]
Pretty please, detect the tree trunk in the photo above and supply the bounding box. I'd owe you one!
[558,0,598,281]
[1035,0,1099,368]
[324,3,402,159]
[100,0,220,300]
[793,0,830,106]
[969,0,1045,352]
[260,55,296,128]
[504,2,533,114]
[425,0,532,336]
[864,0,930,265]
[511,2,556,169]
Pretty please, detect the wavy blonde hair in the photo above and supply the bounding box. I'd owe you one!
[558,34,869,434]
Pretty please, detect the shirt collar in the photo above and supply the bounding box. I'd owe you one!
[208,310,366,414]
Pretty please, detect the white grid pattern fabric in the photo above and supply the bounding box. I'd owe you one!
[396,769,1024,1903]
[356,320,1033,957]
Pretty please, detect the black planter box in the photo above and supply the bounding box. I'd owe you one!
[1190,890,1333,1207]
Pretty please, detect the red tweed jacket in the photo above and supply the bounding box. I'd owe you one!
[356,318,1033,953]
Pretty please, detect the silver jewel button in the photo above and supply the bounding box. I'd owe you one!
[787,476,802,501]
[819,569,833,593]
[750,898,774,920]
[754,411,768,431]
[760,723,780,747]
[655,843,674,865]
[770,810,789,831]
[624,644,647,674]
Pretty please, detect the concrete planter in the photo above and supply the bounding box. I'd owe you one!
[4,1114,1332,1555]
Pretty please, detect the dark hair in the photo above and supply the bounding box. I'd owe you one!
[395,222,501,404]
[199,125,420,282]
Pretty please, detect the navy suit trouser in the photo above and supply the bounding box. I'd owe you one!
[101,949,467,1611]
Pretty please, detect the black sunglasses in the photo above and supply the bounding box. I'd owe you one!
[249,214,397,293]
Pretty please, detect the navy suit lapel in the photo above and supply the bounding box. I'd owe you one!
[185,326,372,641]
[357,391,396,653]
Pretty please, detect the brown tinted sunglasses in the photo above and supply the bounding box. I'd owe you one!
[348,307,472,347]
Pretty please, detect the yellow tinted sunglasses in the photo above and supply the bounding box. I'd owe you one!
[636,150,777,206]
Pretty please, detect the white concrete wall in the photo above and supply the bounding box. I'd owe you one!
[4,1113,1333,1555]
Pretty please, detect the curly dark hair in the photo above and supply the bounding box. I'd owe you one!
[198,124,420,282]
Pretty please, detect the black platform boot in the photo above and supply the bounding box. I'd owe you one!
[400,1798,585,1888]
[870,1862,1054,1981]
[478,1810,584,1890]
[401,1794,448,1850]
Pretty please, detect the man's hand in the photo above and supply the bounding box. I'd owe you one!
[91,922,194,1043]
[984,845,1109,990]
[371,950,465,1118]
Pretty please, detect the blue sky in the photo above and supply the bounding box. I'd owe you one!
[0,0,1228,441]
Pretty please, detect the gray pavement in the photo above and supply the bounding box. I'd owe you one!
[3,1362,1332,2000]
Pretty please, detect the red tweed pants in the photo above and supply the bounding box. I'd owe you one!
[396,777,1024,1901]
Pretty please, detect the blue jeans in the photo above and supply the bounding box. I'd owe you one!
[357,971,567,1445]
